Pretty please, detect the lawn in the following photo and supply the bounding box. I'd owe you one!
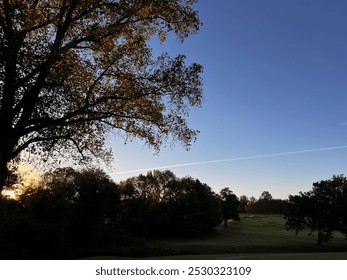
[143,214,347,259]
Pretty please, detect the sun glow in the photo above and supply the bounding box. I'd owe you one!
[2,189,16,200]
[1,164,41,200]
[18,164,41,185]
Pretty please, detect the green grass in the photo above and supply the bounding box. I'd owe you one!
[141,252,347,260]
[144,214,347,259]
[89,214,347,260]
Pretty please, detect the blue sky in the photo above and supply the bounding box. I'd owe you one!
[109,0,347,199]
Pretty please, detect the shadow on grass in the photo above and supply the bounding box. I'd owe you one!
[140,215,347,260]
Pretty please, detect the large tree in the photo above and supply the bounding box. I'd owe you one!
[285,175,347,244]
[219,187,240,227]
[0,0,203,193]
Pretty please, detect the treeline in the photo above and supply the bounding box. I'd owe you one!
[238,191,288,215]
[0,168,242,259]
[5,167,341,259]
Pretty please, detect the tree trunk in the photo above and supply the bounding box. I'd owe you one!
[224,218,228,227]
[0,158,9,200]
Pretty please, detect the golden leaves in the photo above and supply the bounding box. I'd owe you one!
[0,0,203,168]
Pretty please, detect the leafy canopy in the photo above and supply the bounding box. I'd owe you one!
[0,0,203,188]
[285,175,347,244]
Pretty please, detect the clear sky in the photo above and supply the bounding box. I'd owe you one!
[109,0,347,199]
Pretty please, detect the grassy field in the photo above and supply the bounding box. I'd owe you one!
[143,214,347,259]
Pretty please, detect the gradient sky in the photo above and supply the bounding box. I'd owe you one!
[108,0,347,199]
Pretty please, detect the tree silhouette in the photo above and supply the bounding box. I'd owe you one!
[285,175,347,244]
[238,195,249,213]
[219,187,240,227]
[255,190,272,214]
[18,167,120,250]
[0,0,203,194]
[118,170,221,236]
[260,191,272,201]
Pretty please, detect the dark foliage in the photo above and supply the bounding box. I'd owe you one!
[219,188,240,227]
[119,170,222,237]
[0,168,225,259]
[0,0,203,194]
[238,192,288,215]
[0,167,122,259]
[285,175,347,244]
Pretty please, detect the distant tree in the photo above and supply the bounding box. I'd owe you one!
[245,196,257,213]
[246,191,287,215]
[0,0,203,196]
[285,175,347,244]
[270,198,288,214]
[219,188,240,227]
[251,191,271,214]
[260,191,273,201]
[239,195,249,214]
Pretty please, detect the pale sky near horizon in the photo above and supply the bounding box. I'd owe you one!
[108,0,347,199]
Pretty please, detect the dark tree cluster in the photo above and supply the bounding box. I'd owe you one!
[0,168,241,259]
[0,167,122,258]
[238,191,288,215]
[285,175,347,244]
[118,170,222,237]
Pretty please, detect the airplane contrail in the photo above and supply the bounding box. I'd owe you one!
[114,145,347,175]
